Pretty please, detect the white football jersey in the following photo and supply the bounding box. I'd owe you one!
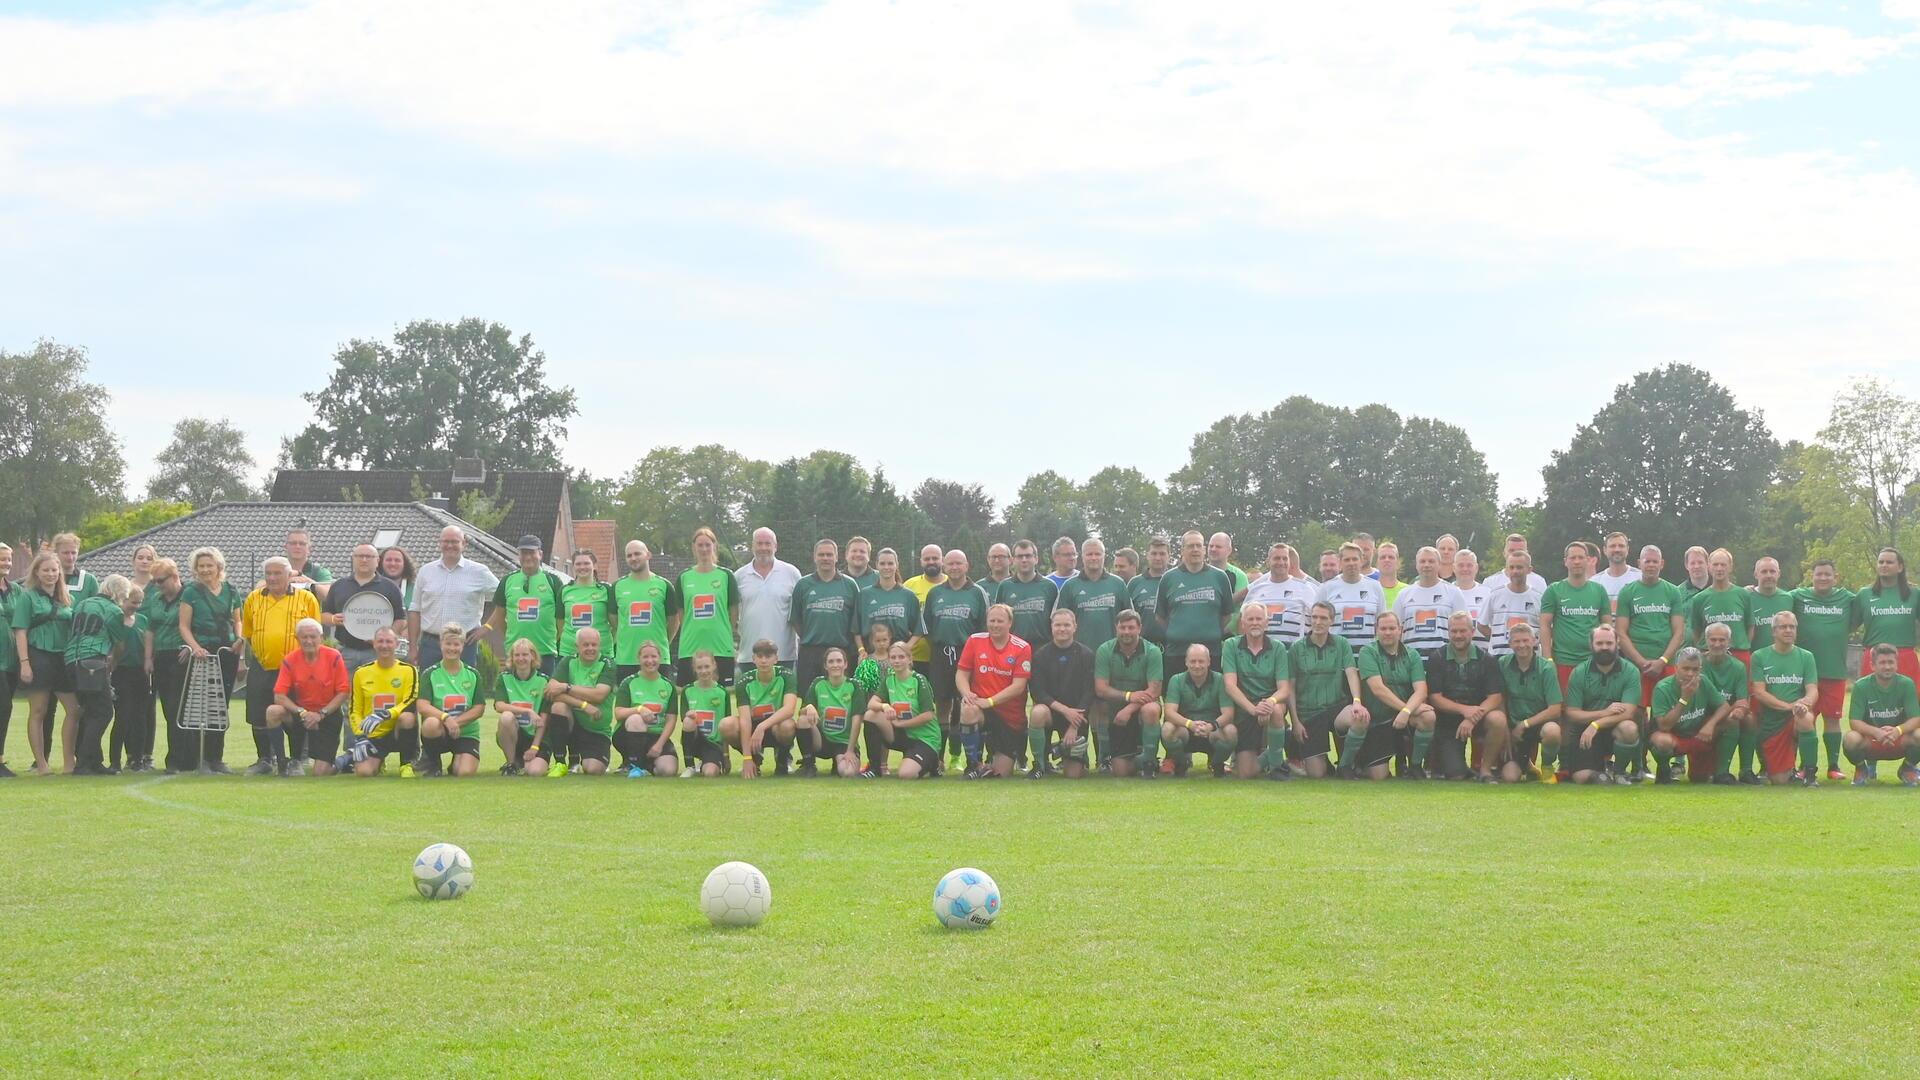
[1479,584,1545,657]
[1394,580,1469,656]
[1314,576,1382,648]
[1246,573,1316,645]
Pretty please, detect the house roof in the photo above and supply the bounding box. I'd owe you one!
[571,519,616,576]
[79,502,520,594]
[269,468,568,553]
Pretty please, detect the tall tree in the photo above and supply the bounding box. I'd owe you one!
[1004,470,1090,549]
[1386,416,1500,550]
[146,417,257,505]
[1538,364,1778,578]
[614,444,768,558]
[1765,442,1881,586]
[0,340,126,546]
[286,318,578,470]
[911,478,997,558]
[1082,466,1163,550]
[1817,377,1920,551]
[568,469,618,521]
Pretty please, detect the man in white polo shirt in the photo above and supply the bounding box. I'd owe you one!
[406,526,499,668]
[1594,531,1636,613]
[735,526,801,668]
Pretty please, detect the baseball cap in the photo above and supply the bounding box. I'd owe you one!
[517,535,543,552]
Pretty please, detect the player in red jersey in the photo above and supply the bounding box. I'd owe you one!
[956,604,1033,779]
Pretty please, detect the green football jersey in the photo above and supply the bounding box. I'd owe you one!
[497,670,551,730]
[114,611,147,669]
[611,574,677,666]
[1850,674,1919,726]
[791,573,861,649]
[1791,586,1856,679]
[845,568,880,591]
[1540,579,1610,665]
[883,670,940,750]
[1497,653,1561,723]
[1288,633,1355,715]
[1748,588,1794,653]
[619,671,676,733]
[563,656,615,735]
[63,595,120,664]
[1357,641,1424,715]
[735,668,794,726]
[426,663,484,738]
[1156,565,1234,644]
[1056,573,1129,648]
[678,682,731,738]
[1167,670,1225,728]
[1650,673,1725,736]
[1855,587,1919,650]
[807,676,858,743]
[559,581,613,658]
[498,569,564,657]
[1616,578,1685,661]
[1688,585,1755,652]
[676,567,740,660]
[856,584,922,647]
[923,582,989,649]
[1094,638,1162,693]
[1128,573,1166,643]
[1749,645,1817,736]
[994,576,1058,645]
[1222,633,1289,703]
[1701,654,1749,703]
[11,587,72,653]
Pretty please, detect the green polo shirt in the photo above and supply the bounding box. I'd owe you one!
[1497,653,1561,723]
[1167,670,1226,729]
[1650,674,1725,736]
[1357,641,1424,715]
[1563,659,1639,721]
[1288,633,1355,716]
[1094,638,1162,694]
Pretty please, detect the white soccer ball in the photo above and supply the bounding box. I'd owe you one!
[933,867,1001,930]
[700,861,771,927]
[413,843,473,900]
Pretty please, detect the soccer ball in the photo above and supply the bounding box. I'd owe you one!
[700,861,771,927]
[933,867,1001,930]
[412,843,473,900]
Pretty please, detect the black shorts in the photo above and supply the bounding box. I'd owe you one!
[1353,716,1398,771]
[366,732,401,759]
[682,730,730,769]
[513,726,557,764]
[1103,709,1143,758]
[1231,709,1264,754]
[635,729,678,764]
[675,656,735,686]
[1424,725,1473,779]
[1558,721,1613,775]
[1288,705,1339,761]
[1509,722,1542,768]
[572,729,611,763]
[302,712,345,759]
[1046,713,1089,760]
[983,714,1026,763]
[894,736,940,774]
[928,645,960,705]
[24,647,73,693]
[449,735,481,759]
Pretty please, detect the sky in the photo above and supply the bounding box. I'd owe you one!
[2,0,1917,512]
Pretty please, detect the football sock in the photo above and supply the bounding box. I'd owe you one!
[251,725,273,764]
[1904,741,1920,767]
[1410,729,1433,771]
[1798,730,1820,775]
[399,724,420,764]
[1738,728,1759,774]
[612,730,638,764]
[1538,739,1557,773]
[1093,718,1110,764]
[1823,731,1842,771]
[1612,737,1640,774]
[1651,745,1673,775]
[862,726,890,771]
[1140,724,1161,768]
[960,726,982,765]
[1714,727,1738,775]
[285,726,306,762]
[1027,725,1047,770]
[1341,725,1367,766]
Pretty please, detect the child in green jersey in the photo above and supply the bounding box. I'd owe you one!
[795,647,862,777]
[863,641,941,779]
[733,638,797,778]
[850,623,891,775]
[612,641,679,777]
[678,650,735,777]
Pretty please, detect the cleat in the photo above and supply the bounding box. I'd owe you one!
[1899,765,1920,788]
[1653,769,1675,785]
[1265,766,1290,781]
[282,759,308,777]
[548,761,567,778]
[1157,758,1175,776]
[414,756,443,778]
[0,762,16,779]
[206,762,233,774]
[1403,765,1428,781]
[1738,771,1765,786]
[1025,766,1045,780]
[1476,773,1499,784]
[796,758,819,778]
[1098,758,1113,775]
[773,758,790,777]
[397,762,416,779]
[1801,770,1819,788]
[498,762,520,776]
[1335,761,1357,781]
[1710,772,1737,785]
[1853,770,1873,787]
[244,760,276,776]
[963,763,986,779]
[1826,768,1846,782]
[626,765,649,778]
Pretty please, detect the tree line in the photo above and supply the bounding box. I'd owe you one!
[4,323,1917,585]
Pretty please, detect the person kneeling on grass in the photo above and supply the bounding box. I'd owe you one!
[1282,602,1364,780]
[1557,625,1642,785]
[1748,611,1821,787]
[343,627,418,777]
[1345,611,1431,781]
[1647,647,1737,785]
[955,604,1033,779]
[1161,643,1235,777]
[1092,610,1162,778]
[546,627,615,776]
[1843,643,1920,786]
[733,638,798,778]
[266,618,349,776]
[494,638,557,776]
[1701,623,1761,784]
[412,623,486,777]
[1496,623,1560,783]
[1222,602,1290,780]
[794,647,861,777]
[613,641,679,778]
[864,641,941,779]
[678,649,735,777]
[1029,609,1095,779]
[850,623,892,775]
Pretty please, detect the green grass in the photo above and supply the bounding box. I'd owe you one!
[4,700,1920,1078]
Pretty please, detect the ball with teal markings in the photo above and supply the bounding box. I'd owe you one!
[412,843,473,900]
[933,867,1000,930]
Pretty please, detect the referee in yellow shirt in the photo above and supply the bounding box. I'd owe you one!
[241,557,320,775]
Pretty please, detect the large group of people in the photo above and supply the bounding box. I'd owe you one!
[4,522,1918,789]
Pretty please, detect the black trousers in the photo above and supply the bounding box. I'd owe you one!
[110,665,155,766]
[69,664,114,772]
[0,668,14,760]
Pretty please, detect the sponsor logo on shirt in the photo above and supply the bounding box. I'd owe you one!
[751,703,773,720]
[443,695,467,712]
[516,596,542,621]
[688,709,716,735]
[1561,605,1602,618]
[692,594,717,619]
[893,701,913,717]
[627,601,653,626]
[372,693,396,710]
[569,602,595,628]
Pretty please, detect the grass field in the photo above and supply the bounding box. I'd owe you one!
[4,701,1920,1078]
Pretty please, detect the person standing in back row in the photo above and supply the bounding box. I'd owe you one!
[612,540,679,683]
[486,536,567,676]
[678,526,742,685]
[409,526,498,669]
[1157,531,1236,683]
[791,538,861,692]
[324,544,406,681]
[736,527,800,679]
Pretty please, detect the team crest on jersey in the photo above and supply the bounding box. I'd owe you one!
[692,594,717,619]
[516,596,542,621]
[627,601,652,626]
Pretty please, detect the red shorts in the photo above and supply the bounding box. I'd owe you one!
[1668,733,1716,780]
[1639,665,1674,708]
[1858,733,1908,762]
[1759,723,1797,776]
[1813,678,1847,720]
[1556,663,1575,695]
[1732,649,1751,668]
[1860,647,1920,684]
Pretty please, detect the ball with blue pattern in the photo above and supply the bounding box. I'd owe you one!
[412,843,473,900]
[933,867,1001,930]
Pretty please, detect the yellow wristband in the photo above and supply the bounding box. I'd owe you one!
[1398,707,1410,716]
[1658,655,1669,665]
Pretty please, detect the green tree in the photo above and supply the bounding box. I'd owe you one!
[1004,470,1089,550]
[568,469,617,521]
[911,478,998,560]
[146,417,257,505]
[1816,377,1920,551]
[1082,466,1163,550]
[287,318,578,470]
[1538,364,1779,578]
[1768,442,1881,586]
[0,340,126,546]
[78,499,194,550]
[613,444,768,557]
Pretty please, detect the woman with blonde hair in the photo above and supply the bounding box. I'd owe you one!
[11,551,74,774]
[178,547,242,773]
